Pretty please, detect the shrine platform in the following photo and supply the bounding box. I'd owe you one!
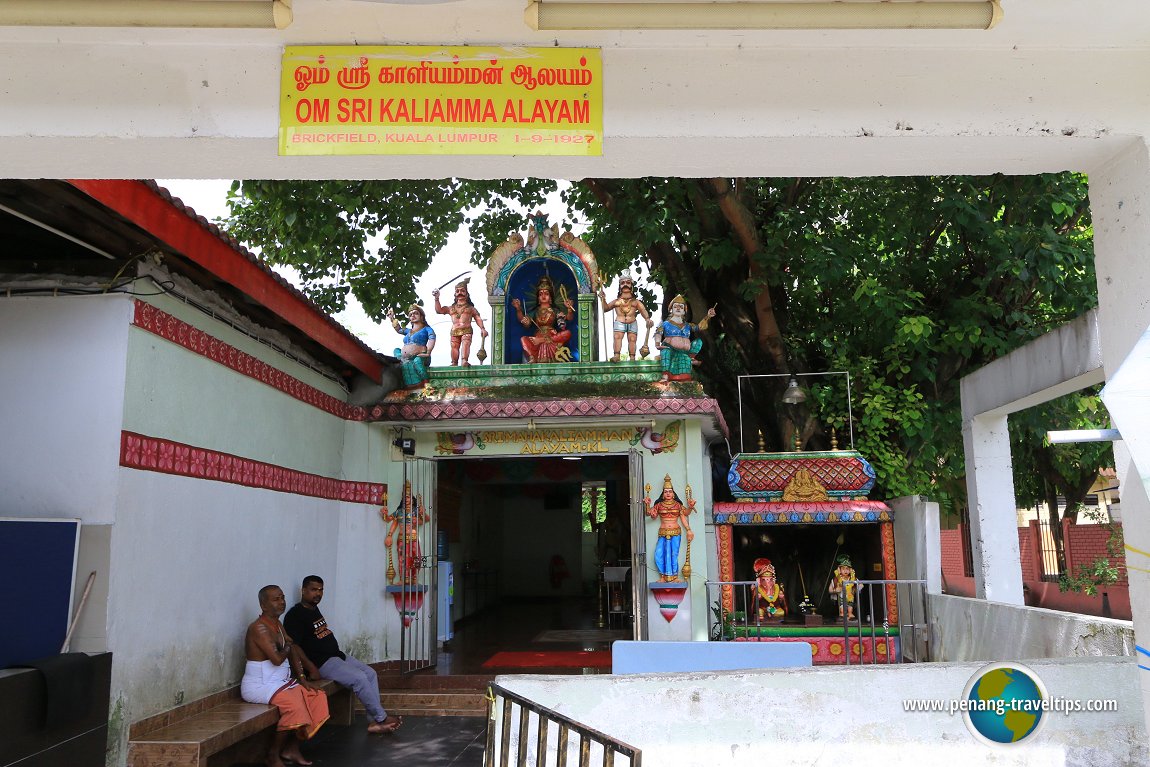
[729,625,902,665]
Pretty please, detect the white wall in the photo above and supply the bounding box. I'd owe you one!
[1,13,1148,179]
[0,291,395,764]
[497,657,1147,766]
[929,593,1135,663]
[0,295,131,524]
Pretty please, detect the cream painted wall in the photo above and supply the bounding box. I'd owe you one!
[0,291,395,762]
[0,295,131,525]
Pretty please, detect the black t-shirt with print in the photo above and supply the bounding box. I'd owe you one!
[283,603,345,667]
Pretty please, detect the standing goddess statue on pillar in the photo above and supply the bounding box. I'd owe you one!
[643,474,696,582]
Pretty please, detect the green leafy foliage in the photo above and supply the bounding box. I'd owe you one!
[222,174,1099,514]
[1058,507,1125,595]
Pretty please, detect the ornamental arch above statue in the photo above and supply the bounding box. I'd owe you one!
[485,212,600,365]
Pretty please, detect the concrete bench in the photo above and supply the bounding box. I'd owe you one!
[127,677,352,767]
[611,640,812,674]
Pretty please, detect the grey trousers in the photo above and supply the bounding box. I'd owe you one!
[319,654,386,722]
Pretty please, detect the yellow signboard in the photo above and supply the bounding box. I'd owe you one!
[279,46,602,156]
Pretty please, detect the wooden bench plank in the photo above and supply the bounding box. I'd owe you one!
[128,679,352,767]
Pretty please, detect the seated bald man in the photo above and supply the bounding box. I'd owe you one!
[241,584,328,767]
[283,575,402,734]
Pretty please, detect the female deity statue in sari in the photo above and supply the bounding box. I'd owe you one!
[653,294,716,382]
[387,304,435,389]
[643,474,696,582]
[511,275,575,363]
[382,480,429,585]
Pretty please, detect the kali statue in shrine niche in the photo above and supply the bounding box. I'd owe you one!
[654,294,716,382]
[511,274,575,363]
[751,557,787,623]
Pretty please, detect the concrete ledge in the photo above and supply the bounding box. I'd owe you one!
[611,639,811,674]
[930,592,1135,662]
[961,308,1103,419]
[498,656,1146,765]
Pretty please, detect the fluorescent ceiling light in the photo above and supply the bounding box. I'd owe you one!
[0,0,292,29]
[1045,429,1122,445]
[525,1,1003,31]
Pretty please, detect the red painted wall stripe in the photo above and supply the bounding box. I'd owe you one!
[67,179,382,383]
[120,431,385,505]
[133,300,367,421]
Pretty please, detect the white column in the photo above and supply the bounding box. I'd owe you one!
[1090,138,1150,738]
[891,495,941,595]
[962,415,1024,604]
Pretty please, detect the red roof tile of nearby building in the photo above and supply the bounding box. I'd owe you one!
[65,179,383,383]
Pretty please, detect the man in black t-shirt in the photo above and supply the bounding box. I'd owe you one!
[283,575,402,734]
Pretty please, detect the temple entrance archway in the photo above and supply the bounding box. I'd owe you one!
[432,454,636,673]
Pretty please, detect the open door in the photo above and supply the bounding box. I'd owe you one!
[391,456,438,674]
[628,449,648,640]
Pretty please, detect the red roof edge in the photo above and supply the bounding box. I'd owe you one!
[66,179,382,383]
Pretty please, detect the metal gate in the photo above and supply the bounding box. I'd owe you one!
[628,449,648,640]
[386,456,438,674]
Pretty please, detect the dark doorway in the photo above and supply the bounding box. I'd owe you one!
[433,455,631,674]
[731,524,885,621]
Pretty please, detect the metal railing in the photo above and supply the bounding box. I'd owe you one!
[840,579,929,664]
[705,578,929,664]
[485,682,642,767]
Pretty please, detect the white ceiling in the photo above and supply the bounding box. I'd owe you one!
[0,0,1147,180]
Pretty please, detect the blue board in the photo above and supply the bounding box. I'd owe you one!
[612,639,812,674]
[0,518,80,669]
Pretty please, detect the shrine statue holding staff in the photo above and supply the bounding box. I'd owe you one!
[750,558,787,623]
[381,480,429,586]
[828,555,860,620]
[654,294,716,382]
[387,304,435,389]
[643,474,696,582]
[512,274,575,363]
[597,272,652,362]
[432,278,487,367]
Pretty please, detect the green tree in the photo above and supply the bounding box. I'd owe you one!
[221,174,1098,509]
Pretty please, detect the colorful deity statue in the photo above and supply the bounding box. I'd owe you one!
[511,274,575,363]
[828,555,859,620]
[643,474,696,582]
[751,557,787,623]
[598,272,653,362]
[653,294,716,382]
[432,278,488,367]
[387,304,435,389]
[381,480,429,585]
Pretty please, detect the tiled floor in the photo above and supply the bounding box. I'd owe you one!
[434,594,630,675]
[232,595,622,766]
[231,714,486,766]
